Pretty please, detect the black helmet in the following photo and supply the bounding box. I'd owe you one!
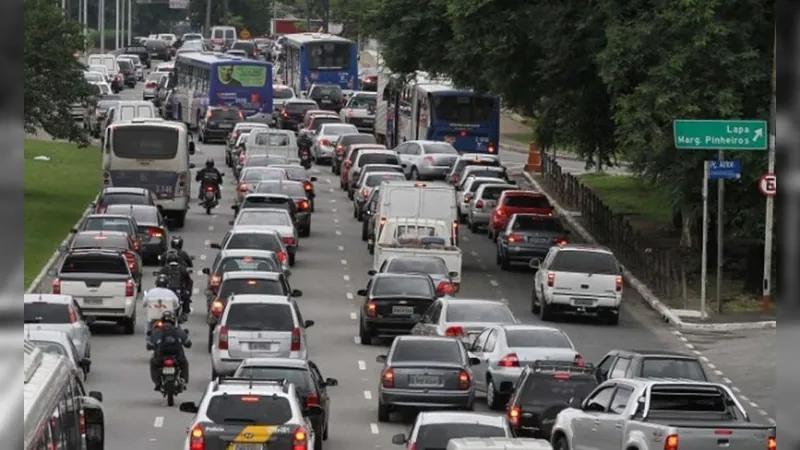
[205,157,215,169]
[160,310,176,324]
[170,236,183,251]
[155,274,169,288]
[164,250,180,265]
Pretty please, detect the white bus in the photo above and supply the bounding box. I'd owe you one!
[102,119,196,227]
[24,340,105,450]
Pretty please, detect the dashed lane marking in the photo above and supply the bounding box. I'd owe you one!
[370,424,379,434]
[199,254,207,260]
[341,259,347,265]
[354,336,360,344]
[334,218,340,224]
[332,208,337,213]
[204,240,211,246]
[343,275,350,281]
[330,199,336,203]
[489,280,499,287]
[153,417,164,428]
[338,245,344,251]
[192,288,199,295]
[363,391,372,400]
[208,225,214,231]
[350,312,357,320]
[335,230,342,236]
[346,292,354,300]
[358,360,366,370]
[329,188,334,193]
[196,270,204,277]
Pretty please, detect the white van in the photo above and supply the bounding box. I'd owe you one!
[446,438,552,450]
[105,100,156,127]
[102,119,196,227]
[209,26,237,50]
[374,181,458,244]
[86,54,117,75]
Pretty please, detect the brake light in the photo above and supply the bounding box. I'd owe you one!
[79,409,86,434]
[125,279,135,297]
[205,185,216,192]
[616,276,623,292]
[336,145,344,154]
[67,307,78,323]
[507,406,521,426]
[664,435,678,450]
[237,183,248,193]
[52,279,61,294]
[283,111,289,118]
[768,436,776,450]
[445,326,464,337]
[278,251,288,264]
[297,200,310,210]
[146,81,156,88]
[305,392,320,407]
[292,426,308,450]
[553,237,567,245]
[498,353,520,367]
[232,131,240,141]
[189,425,205,450]
[487,143,496,153]
[547,272,555,287]
[714,430,732,435]
[381,368,394,388]
[147,227,164,238]
[475,200,484,208]
[553,372,571,380]
[178,172,186,188]
[508,233,523,243]
[366,301,377,317]
[210,274,221,286]
[361,188,369,199]
[124,251,136,271]
[283,237,296,246]
[458,370,470,390]
[303,181,313,191]
[218,325,229,350]
[290,327,301,351]
[319,139,331,146]
[163,358,175,367]
[436,281,455,295]
[574,354,585,367]
[409,443,416,450]
[133,239,141,252]
[451,220,458,244]
[205,110,212,119]
[239,152,247,163]
[211,300,224,317]
[423,156,435,165]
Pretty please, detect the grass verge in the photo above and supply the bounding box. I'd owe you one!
[24,139,101,289]
[577,173,673,224]
[501,132,536,145]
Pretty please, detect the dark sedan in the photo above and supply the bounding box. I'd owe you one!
[122,45,150,68]
[251,181,312,236]
[278,100,319,131]
[270,164,318,211]
[496,213,570,270]
[103,204,168,264]
[358,273,438,345]
[199,106,243,143]
[372,255,459,295]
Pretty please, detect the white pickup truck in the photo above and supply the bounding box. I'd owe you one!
[52,249,139,334]
[373,217,462,285]
[246,128,299,162]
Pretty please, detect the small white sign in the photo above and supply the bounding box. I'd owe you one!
[759,173,776,197]
[169,0,189,9]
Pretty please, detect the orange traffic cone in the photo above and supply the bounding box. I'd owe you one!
[525,142,542,172]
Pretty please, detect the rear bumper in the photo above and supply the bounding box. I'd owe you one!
[363,316,418,334]
[296,212,311,226]
[470,211,491,225]
[157,196,188,213]
[78,296,137,320]
[141,240,167,257]
[487,367,524,392]
[502,244,550,262]
[417,166,450,179]
[203,128,233,140]
[546,292,622,312]
[379,388,473,409]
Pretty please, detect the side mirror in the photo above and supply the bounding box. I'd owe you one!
[188,142,196,155]
[357,289,367,296]
[469,357,481,366]
[303,319,314,328]
[80,358,92,369]
[70,227,78,233]
[189,162,196,169]
[210,243,221,249]
[367,269,377,276]
[179,402,199,413]
[88,391,103,402]
[58,244,68,253]
[291,289,303,297]
[568,396,583,408]
[448,271,459,278]
[325,377,339,387]
[528,258,541,270]
[376,354,387,363]
[201,268,210,275]
[619,265,625,274]
[303,405,323,417]
[310,176,317,182]
[183,329,189,335]
[146,330,152,336]
[391,434,406,445]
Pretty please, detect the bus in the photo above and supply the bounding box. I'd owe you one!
[171,52,273,129]
[282,33,359,95]
[396,81,500,154]
[24,340,105,450]
[103,119,195,227]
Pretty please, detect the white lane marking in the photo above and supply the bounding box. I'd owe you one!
[739,395,749,402]
[204,240,211,246]
[346,292,354,300]
[329,188,334,193]
[350,312,357,320]
[332,208,337,213]
[768,418,776,425]
[192,288,199,295]
[358,360,366,370]
[706,363,716,370]
[212,214,217,219]
[330,199,336,203]
[153,416,164,428]
[208,225,214,231]
[722,377,732,384]
[462,236,470,241]
[200,254,207,261]
[732,386,741,393]
[685,343,694,350]
[196,270,205,277]
[370,423,379,434]
[341,259,348,265]
[713,370,723,376]
[354,336,360,344]
[343,275,350,281]
[749,401,759,408]
[335,230,342,236]
[338,245,344,251]
[699,356,709,362]
[364,390,372,400]
[334,218,340,224]
[470,251,478,256]
[489,280,499,287]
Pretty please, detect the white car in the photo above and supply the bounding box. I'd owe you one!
[88,64,111,83]
[154,62,174,73]
[90,81,111,96]
[143,72,165,100]
[312,123,358,164]
[25,329,92,380]
[23,294,92,368]
[457,176,504,221]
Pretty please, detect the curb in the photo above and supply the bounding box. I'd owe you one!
[517,171,776,332]
[25,203,95,294]
[499,143,586,163]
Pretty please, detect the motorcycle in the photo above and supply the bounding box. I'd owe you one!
[300,149,312,169]
[202,185,218,214]
[158,356,184,406]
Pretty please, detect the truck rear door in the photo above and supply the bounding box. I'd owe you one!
[57,253,133,314]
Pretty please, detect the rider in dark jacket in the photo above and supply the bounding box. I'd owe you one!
[195,157,223,200]
[148,310,191,389]
[160,236,193,268]
[157,251,193,313]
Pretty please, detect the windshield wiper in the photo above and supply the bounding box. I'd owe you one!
[221,417,257,423]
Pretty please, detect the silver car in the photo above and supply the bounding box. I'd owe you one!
[376,335,480,422]
[391,411,513,449]
[396,140,461,180]
[26,329,91,379]
[231,210,298,256]
[210,294,314,378]
[467,183,517,232]
[410,298,518,346]
[339,92,377,132]
[24,294,91,364]
[468,324,580,410]
[457,176,506,222]
[313,123,359,164]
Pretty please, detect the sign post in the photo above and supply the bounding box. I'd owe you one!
[700,161,710,318]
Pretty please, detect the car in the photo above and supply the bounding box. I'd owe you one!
[199,106,244,143]
[361,185,382,242]
[270,164,318,210]
[237,154,292,178]
[61,230,142,285]
[102,204,168,264]
[307,83,345,112]
[496,214,570,269]
[530,244,623,324]
[121,44,151,68]
[230,39,259,58]
[250,181,311,238]
[447,154,501,185]
[332,132,377,174]
[312,123,359,164]
[236,194,306,244]
[372,255,460,294]
[339,92,376,133]
[178,378,321,450]
[202,249,287,298]
[244,128,298,161]
[395,140,461,181]
[467,324,582,409]
[93,187,159,213]
[272,85,296,118]
[352,171,406,220]
[143,72,166,100]
[210,294,314,378]
[74,212,142,253]
[376,336,480,421]
[467,183,518,233]
[457,177,509,223]
[234,212,299,263]
[340,143,389,190]
[86,97,121,137]
[391,411,513,449]
[145,38,170,61]
[346,150,400,198]
[487,191,555,240]
[25,329,92,380]
[410,298,518,346]
[234,167,289,205]
[206,271,302,352]
[358,68,378,92]
[226,122,270,165]
[505,361,598,440]
[116,59,137,87]
[23,294,92,371]
[234,358,338,444]
[210,228,290,272]
[594,349,709,383]
[357,273,439,345]
[278,99,319,131]
[457,165,509,186]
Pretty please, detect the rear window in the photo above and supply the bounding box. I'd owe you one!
[392,340,461,363]
[217,256,278,274]
[82,217,133,233]
[505,329,572,348]
[118,60,133,70]
[62,255,128,274]
[386,258,448,275]
[640,358,707,381]
[235,367,312,392]
[211,109,242,120]
[481,186,512,200]
[112,126,179,159]
[24,303,69,324]
[365,174,404,187]
[275,166,307,180]
[100,193,149,206]
[520,376,597,404]
[422,143,459,154]
[648,386,727,412]
[72,234,127,250]
[125,46,146,53]
[347,95,375,108]
[511,216,564,232]
[218,279,286,297]
[468,179,493,193]
[242,197,292,209]
[311,85,342,96]
[146,40,166,49]
[341,134,376,145]
[550,250,619,275]
[246,156,289,167]
[417,424,507,449]
[254,133,290,146]
[106,206,157,224]
[235,210,292,226]
[446,302,514,323]
[255,182,305,197]
[286,102,317,113]
[206,395,292,424]
[358,153,398,167]
[469,169,505,179]
[31,341,68,357]
[242,169,285,182]
[232,41,255,52]
[274,88,294,99]
[504,195,551,209]
[225,303,294,331]
[433,95,496,124]
[226,233,281,251]
[319,124,354,135]
[372,277,433,297]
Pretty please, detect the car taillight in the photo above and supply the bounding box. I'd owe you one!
[218,325,229,350]
[303,181,313,191]
[205,110,213,119]
[68,307,78,323]
[133,239,141,251]
[52,279,61,294]
[408,443,416,450]
[319,139,330,147]
[547,271,555,287]
[616,276,623,292]
[507,233,523,243]
[475,200,484,208]
[436,281,455,295]
[291,327,301,351]
[205,185,216,192]
[507,406,521,426]
[124,251,136,271]
[147,227,164,238]
[574,354,585,367]
[452,174,459,184]
[297,200,310,210]
[239,153,247,163]
[178,172,186,188]
[664,435,678,450]
[361,188,369,199]
[189,425,205,450]
[237,183,249,192]
[125,279,135,297]
[445,326,464,337]
[498,353,520,367]
[283,111,289,118]
[336,145,344,154]
[381,368,394,388]
[552,237,567,245]
[768,436,776,450]
[146,81,156,88]
[211,300,224,317]
[278,251,288,263]
[232,131,240,141]
[292,426,308,450]
[423,156,435,165]
[366,301,377,317]
[451,220,458,244]
[79,409,86,434]
[283,236,296,246]
[458,370,470,390]
[210,274,221,286]
[305,392,320,408]
[488,143,496,153]
[163,358,175,367]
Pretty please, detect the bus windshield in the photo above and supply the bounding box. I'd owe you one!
[433,94,496,124]
[306,41,352,71]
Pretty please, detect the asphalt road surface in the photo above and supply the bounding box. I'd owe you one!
[29,75,773,449]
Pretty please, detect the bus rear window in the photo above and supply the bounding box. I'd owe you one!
[306,42,352,71]
[113,127,179,159]
[433,95,496,124]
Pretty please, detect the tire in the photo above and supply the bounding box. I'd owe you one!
[353,206,358,219]
[410,167,420,180]
[487,228,494,241]
[211,368,219,380]
[347,188,354,200]
[173,211,186,229]
[207,327,213,353]
[540,290,553,321]
[500,253,511,271]
[323,422,329,440]
[469,219,479,233]
[606,310,620,325]
[288,253,296,267]
[553,435,570,450]
[377,402,390,422]
[166,387,175,406]
[205,205,212,215]
[310,200,315,212]
[314,431,322,450]
[359,322,372,345]
[486,378,506,411]
[121,316,135,335]
[361,222,368,241]
[300,225,310,238]
[532,287,541,314]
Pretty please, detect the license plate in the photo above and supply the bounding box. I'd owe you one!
[392,306,414,315]
[529,237,549,243]
[161,367,175,374]
[572,298,595,306]
[233,444,263,450]
[321,99,332,104]
[249,342,275,351]
[205,191,215,199]
[410,375,441,386]
[219,123,233,129]
[84,298,104,305]
[362,119,374,123]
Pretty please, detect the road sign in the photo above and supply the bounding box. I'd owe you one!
[673,119,768,151]
[708,159,741,180]
[168,0,189,8]
[239,29,251,39]
[759,173,776,197]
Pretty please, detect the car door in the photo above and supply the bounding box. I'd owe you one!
[69,301,90,357]
[573,385,616,450]
[469,328,492,389]
[606,357,631,381]
[594,354,617,383]
[597,384,633,449]
[307,361,330,421]
[406,143,423,172]
[394,144,409,175]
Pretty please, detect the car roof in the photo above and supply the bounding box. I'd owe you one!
[24,294,73,304]
[105,204,157,212]
[395,335,458,344]
[85,214,133,221]
[220,249,277,257]
[458,153,499,160]
[101,187,149,195]
[466,177,505,184]
[222,271,282,281]
[418,411,506,426]
[618,349,699,358]
[229,227,280,235]
[350,144,386,150]
[500,324,563,333]
[441,298,506,306]
[372,272,431,281]
[364,172,404,179]
[357,149,395,156]
[554,244,613,254]
[465,165,504,172]
[228,294,291,304]
[240,357,309,368]
[244,192,292,199]
[24,329,72,344]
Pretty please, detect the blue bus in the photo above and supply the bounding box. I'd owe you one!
[171,53,273,129]
[282,33,359,95]
[397,82,500,154]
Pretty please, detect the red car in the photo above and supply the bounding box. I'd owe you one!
[488,190,554,240]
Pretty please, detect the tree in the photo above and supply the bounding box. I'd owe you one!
[24,0,94,146]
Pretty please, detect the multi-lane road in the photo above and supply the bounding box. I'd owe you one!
[28,66,774,450]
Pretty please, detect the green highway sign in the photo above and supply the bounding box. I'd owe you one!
[673,119,768,151]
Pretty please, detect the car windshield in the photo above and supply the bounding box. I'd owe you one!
[226,233,281,252]
[206,395,292,424]
[255,182,305,197]
[511,216,564,232]
[242,169,285,181]
[218,256,279,274]
[273,166,307,180]
[234,367,312,392]
[311,85,342,97]
[225,303,293,331]
[417,424,507,449]
[550,251,619,275]
[105,206,157,225]
[31,341,68,357]
[254,133,290,146]
[71,234,127,250]
[640,358,707,381]
[520,376,597,404]
[347,96,376,109]
[358,153,398,167]
[236,210,292,226]
[372,277,433,297]
[505,329,572,348]
[341,134,376,146]
[146,72,163,82]
[386,258,448,275]
[446,303,515,323]
[246,156,289,167]
[85,73,104,82]
[392,339,461,364]
[82,217,132,233]
[365,174,405,187]
[211,109,241,120]
[218,279,286,297]
[321,125,357,135]
[422,143,459,154]
[24,303,69,324]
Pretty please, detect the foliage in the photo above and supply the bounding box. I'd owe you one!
[24,0,94,146]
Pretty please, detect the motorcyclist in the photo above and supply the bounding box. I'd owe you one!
[160,236,193,268]
[157,251,193,314]
[142,274,181,339]
[148,310,191,390]
[195,157,223,201]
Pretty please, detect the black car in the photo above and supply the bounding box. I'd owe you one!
[332,133,376,174]
[145,38,170,61]
[362,185,381,244]
[496,214,570,270]
[270,164,318,209]
[122,45,150,68]
[230,40,259,59]
[278,100,319,131]
[103,204,169,264]
[117,59,137,88]
[506,361,597,439]
[594,349,709,383]
[359,68,378,92]
[307,84,345,112]
[199,106,244,143]
[357,273,438,345]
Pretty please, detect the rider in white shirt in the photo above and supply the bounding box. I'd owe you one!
[143,275,180,335]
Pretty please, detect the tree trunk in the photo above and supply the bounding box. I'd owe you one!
[680,214,693,248]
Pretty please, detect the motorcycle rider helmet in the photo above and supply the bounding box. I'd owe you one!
[164,250,180,265]
[160,310,177,325]
[205,157,215,169]
[155,274,169,288]
[170,236,183,251]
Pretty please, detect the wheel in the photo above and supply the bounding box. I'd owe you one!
[361,222,368,241]
[205,205,212,215]
[208,327,214,353]
[410,167,420,180]
[469,219,478,233]
[606,309,620,325]
[377,402,390,422]
[532,287,541,314]
[310,200,315,212]
[166,389,175,406]
[347,188,354,200]
[322,422,328,440]
[121,316,135,335]
[486,378,506,411]
[211,368,219,380]
[553,435,570,450]
[173,211,186,228]
[359,322,372,345]
[288,253,296,267]
[300,225,310,238]
[500,253,511,271]
[368,242,374,255]
[487,228,494,241]
[353,206,358,219]
[540,290,553,321]
[496,246,502,265]
[314,431,322,450]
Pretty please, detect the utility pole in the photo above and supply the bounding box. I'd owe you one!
[120,0,125,48]
[222,0,229,25]
[762,29,776,313]
[99,0,106,53]
[321,0,329,33]
[127,0,132,46]
[204,0,212,36]
[115,0,120,49]
[305,0,311,31]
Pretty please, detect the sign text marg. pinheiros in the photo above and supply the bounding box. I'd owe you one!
[673,119,768,151]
